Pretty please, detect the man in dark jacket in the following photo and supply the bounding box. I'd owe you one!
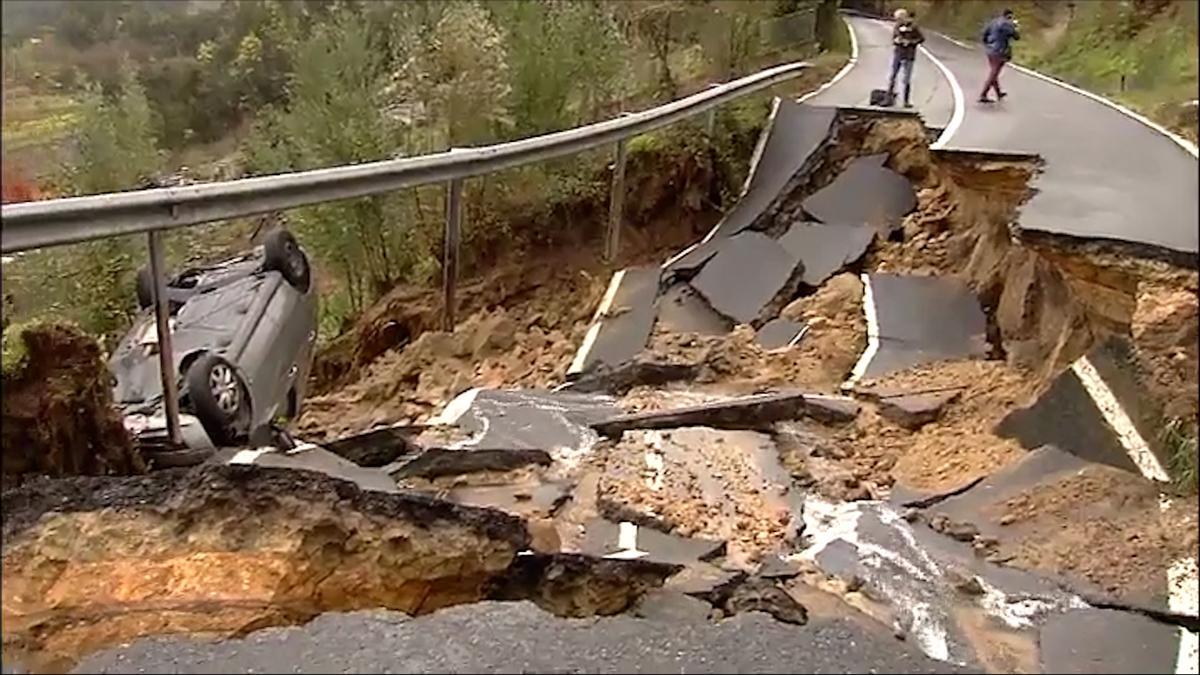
[979,8,1020,103]
[888,8,925,108]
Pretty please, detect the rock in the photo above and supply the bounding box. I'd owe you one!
[665,564,746,601]
[945,568,985,596]
[489,552,681,618]
[722,577,808,625]
[633,590,712,623]
[876,390,960,430]
[527,518,562,554]
[758,555,804,580]
[902,508,921,523]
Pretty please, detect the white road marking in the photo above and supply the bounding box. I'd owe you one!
[1069,356,1170,483]
[428,387,481,426]
[1169,558,1200,675]
[229,448,272,464]
[567,269,627,376]
[920,45,965,149]
[737,96,784,202]
[845,272,879,387]
[605,521,648,560]
[797,14,860,105]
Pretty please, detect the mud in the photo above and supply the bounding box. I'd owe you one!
[1,322,143,479]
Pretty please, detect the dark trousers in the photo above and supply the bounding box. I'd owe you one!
[888,54,915,103]
[980,53,1006,98]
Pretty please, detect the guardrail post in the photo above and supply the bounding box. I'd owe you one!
[443,178,463,330]
[147,230,182,445]
[605,139,628,262]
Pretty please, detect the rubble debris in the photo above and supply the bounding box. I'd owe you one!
[561,360,699,395]
[801,154,917,235]
[2,322,143,478]
[857,273,990,381]
[664,564,747,599]
[655,282,733,336]
[876,390,961,430]
[487,552,680,618]
[390,448,552,480]
[756,318,808,351]
[691,231,804,326]
[758,554,805,580]
[778,221,876,287]
[928,513,981,543]
[721,576,809,625]
[569,266,661,376]
[319,425,424,467]
[592,391,861,438]
[632,589,714,622]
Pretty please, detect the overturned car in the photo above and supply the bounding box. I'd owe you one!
[110,228,317,465]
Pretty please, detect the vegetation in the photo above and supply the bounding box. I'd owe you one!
[2,0,836,342]
[1163,416,1199,495]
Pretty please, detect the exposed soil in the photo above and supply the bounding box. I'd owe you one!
[988,465,1200,602]
[1,322,143,480]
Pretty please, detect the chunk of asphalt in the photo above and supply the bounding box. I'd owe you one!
[877,390,960,430]
[758,554,805,580]
[570,265,661,376]
[655,282,733,336]
[390,448,552,480]
[801,156,916,234]
[663,239,724,278]
[665,563,748,600]
[561,360,700,395]
[704,100,838,242]
[1039,608,1182,674]
[691,231,803,326]
[220,445,400,494]
[633,589,714,622]
[994,363,1144,474]
[777,221,876,287]
[581,518,727,566]
[756,318,807,351]
[722,577,809,625]
[858,273,989,381]
[319,425,423,467]
[590,392,858,438]
[487,552,681,616]
[439,389,617,456]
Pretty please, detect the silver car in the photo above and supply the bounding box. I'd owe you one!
[110,228,317,464]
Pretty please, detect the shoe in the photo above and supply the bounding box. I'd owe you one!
[997,91,1008,99]
[978,96,994,104]
[903,101,913,108]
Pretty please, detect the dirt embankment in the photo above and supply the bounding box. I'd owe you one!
[1,322,142,481]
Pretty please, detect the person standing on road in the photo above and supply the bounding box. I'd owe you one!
[979,8,1020,103]
[888,8,925,108]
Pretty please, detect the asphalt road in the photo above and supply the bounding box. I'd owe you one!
[73,602,974,674]
[830,14,1198,256]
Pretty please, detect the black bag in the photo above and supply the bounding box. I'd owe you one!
[869,88,895,107]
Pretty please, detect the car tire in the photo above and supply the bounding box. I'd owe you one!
[185,353,248,447]
[263,228,311,292]
[136,265,156,309]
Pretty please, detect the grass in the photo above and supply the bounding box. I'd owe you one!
[1,320,35,380]
[1163,417,1199,495]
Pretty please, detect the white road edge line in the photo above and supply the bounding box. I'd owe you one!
[797,14,860,105]
[920,44,965,149]
[931,29,1197,158]
[567,269,627,376]
[229,447,272,465]
[736,96,784,203]
[1169,558,1200,675]
[1069,356,1170,483]
[844,272,879,388]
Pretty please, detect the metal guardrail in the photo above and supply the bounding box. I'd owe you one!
[0,60,810,445]
[1,61,809,253]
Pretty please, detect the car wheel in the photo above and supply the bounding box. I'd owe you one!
[263,228,311,292]
[185,353,248,446]
[136,265,156,309]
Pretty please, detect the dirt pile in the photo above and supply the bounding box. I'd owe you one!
[1,322,142,480]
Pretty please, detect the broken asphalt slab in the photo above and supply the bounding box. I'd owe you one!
[218,444,400,494]
[855,273,989,382]
[756,317,807,350]
[1039,608,1184,674]
[778,221,876,287]
[691,230,803,326]
[801,154,916,234]
[996,337,1171,477]
[876,389,960,430]
[703,99,838,242]
[654,282,732,336]
[568,265,661,376]
[390,447,552,480]
[429,389,617,465]
[591,391,859,438]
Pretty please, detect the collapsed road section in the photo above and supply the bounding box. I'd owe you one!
[4,99,1198,674]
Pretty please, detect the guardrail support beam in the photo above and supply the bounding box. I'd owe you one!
[443,178,463,330]
[605,139,628,262]
[147,230,183,445]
